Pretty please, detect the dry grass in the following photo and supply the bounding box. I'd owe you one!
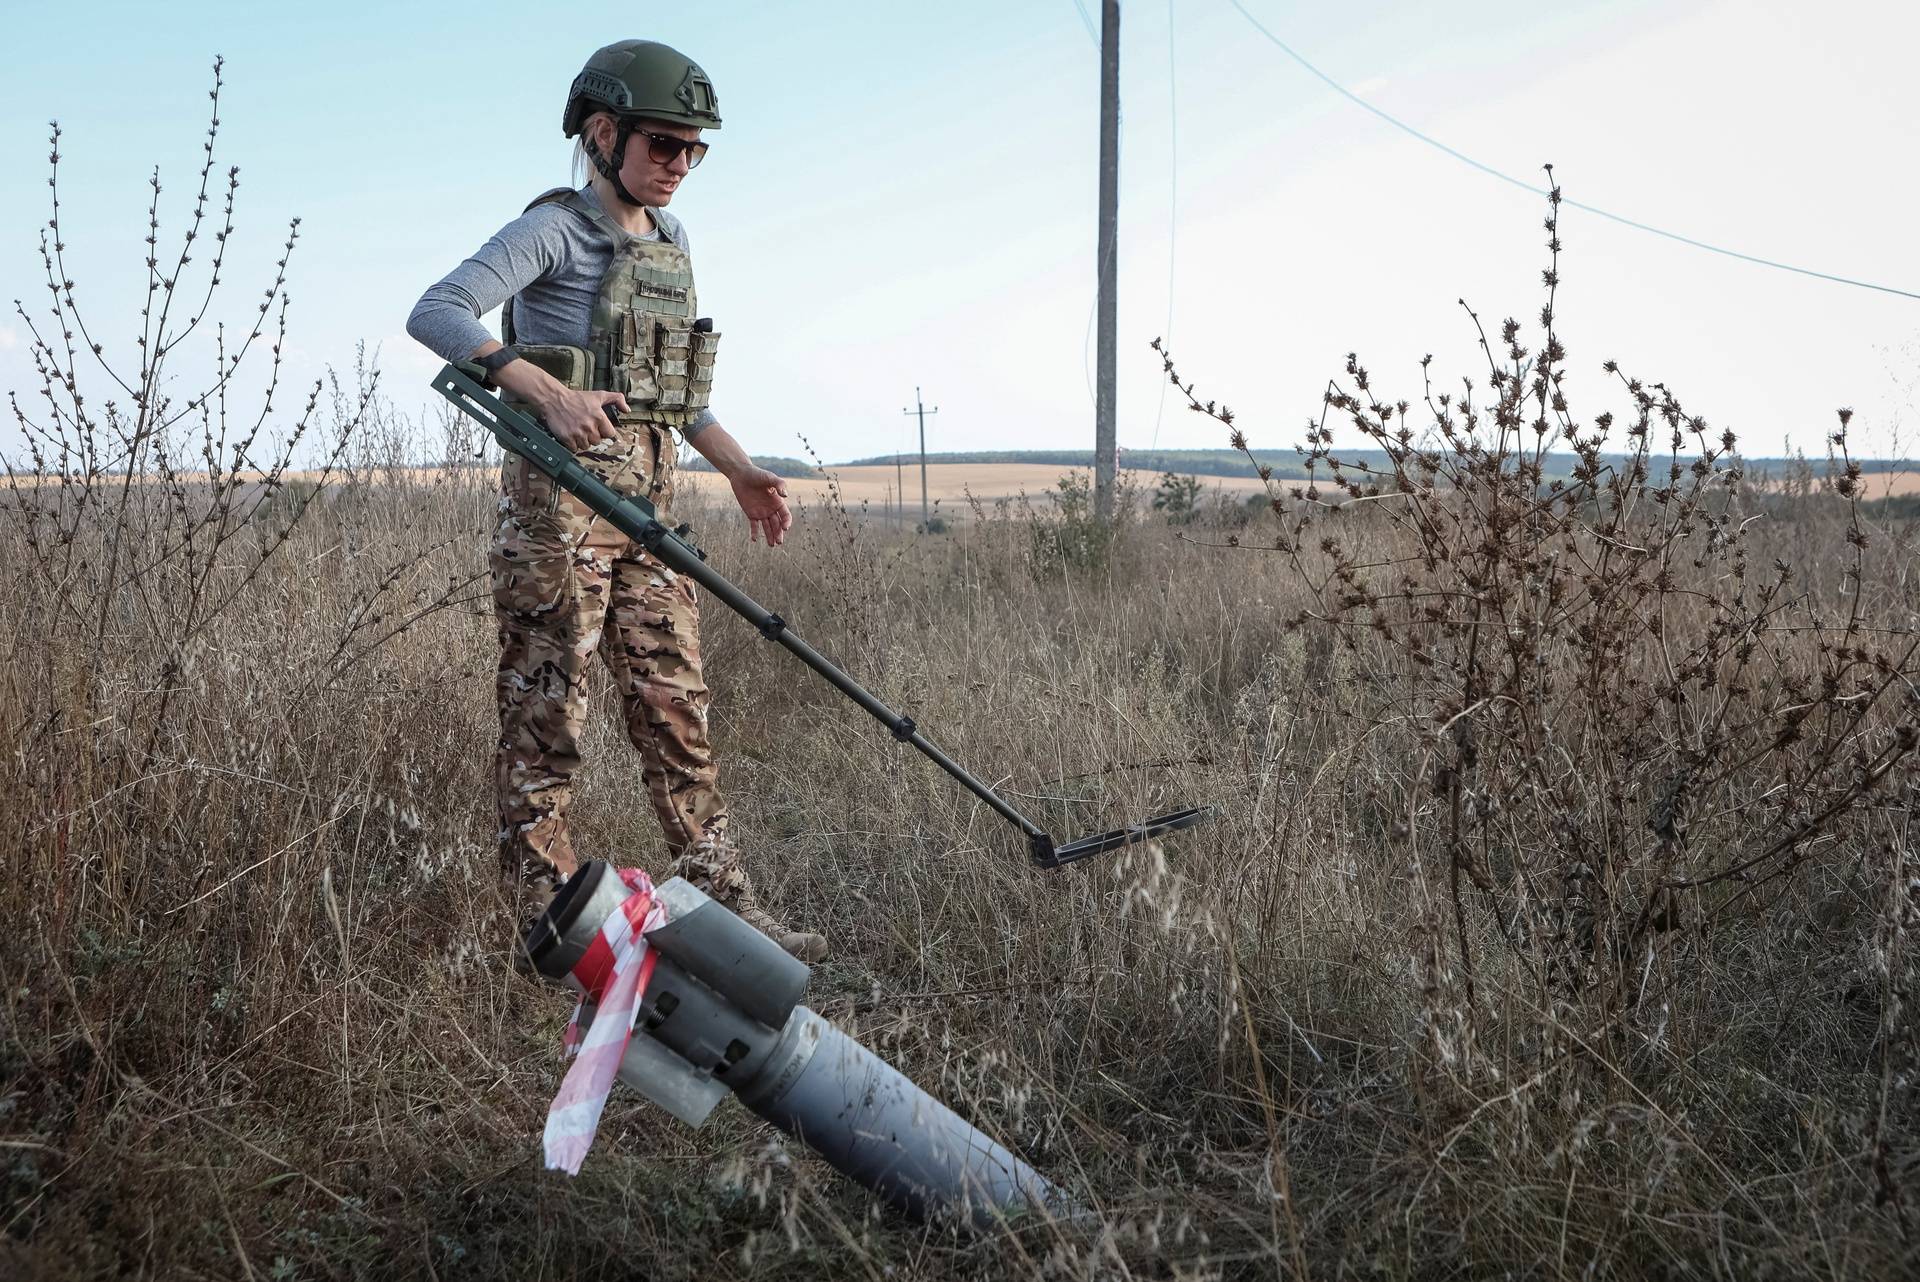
[2,433,1917,1278]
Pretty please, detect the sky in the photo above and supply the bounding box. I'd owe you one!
[2,0,1916,467]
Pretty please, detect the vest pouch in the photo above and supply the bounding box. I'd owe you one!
[515,344,594,391]
[500,346,595,448]
[687,329,720,411]
[608,313,660,407]
[652,321,695,411]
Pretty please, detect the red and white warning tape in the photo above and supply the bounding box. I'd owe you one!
[542,867,667,1175]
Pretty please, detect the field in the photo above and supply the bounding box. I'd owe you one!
[1744,464,1920,501]
[738,460,1920,522]
[23,458,1905,518]
[1793,467,1920,499]
[4,368,1920,1279]
[772,464,1272,522]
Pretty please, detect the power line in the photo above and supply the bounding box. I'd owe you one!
[1083,279,1100,406]
[1070,0,1098,44]
[1225,0,1920,303]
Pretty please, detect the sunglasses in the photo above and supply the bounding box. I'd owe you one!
[632,128,709,170]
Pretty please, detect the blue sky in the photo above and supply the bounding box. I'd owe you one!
[3,0,1916,465]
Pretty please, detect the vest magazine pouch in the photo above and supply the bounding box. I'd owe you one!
[516,344,595,392]
[652,322,695,411]
[613,314,660,406]
[687,328,720,410]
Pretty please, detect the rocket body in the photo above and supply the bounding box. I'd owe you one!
[527,863,1063,1226]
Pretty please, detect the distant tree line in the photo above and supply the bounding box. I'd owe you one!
[681,455,819,478]
[837,449,1307,479]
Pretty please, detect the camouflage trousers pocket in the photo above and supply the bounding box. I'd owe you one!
[501,434,649,522]
[501,455,564,521]
[645,437,678,506]
[488,523,581,631]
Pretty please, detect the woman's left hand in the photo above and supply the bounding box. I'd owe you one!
[728,465,793,547]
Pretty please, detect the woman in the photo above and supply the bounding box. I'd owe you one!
[406,39,827,962]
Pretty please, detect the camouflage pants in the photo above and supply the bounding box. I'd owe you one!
[489,422,744,905]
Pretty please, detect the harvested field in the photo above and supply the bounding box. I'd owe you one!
[1751,464,1920,500]
[769,463,1272,517]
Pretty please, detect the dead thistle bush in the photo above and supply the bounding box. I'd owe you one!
[1158,169,1919,1226]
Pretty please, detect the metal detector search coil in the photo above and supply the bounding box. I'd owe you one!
[1036,804,1213,868]
[432,362,1213,868]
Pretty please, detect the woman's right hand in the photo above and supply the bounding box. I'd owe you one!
[536,386,630,452]
[483,348,630,453]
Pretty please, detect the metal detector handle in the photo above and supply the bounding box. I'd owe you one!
[432,363,1053,855]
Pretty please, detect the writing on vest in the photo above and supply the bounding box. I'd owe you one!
[634,280,691,304]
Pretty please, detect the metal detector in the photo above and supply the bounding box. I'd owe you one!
[432,362,1212,868]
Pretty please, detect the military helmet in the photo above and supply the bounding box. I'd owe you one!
[563,40,722,137]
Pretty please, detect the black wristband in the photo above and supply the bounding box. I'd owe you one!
[477,345,521,374]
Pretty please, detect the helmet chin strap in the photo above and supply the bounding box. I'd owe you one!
[583,122,645,208]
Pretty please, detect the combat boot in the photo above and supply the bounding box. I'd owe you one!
[507,864,565,982]
[511,915,544,981]
[718,884,830,963]
[675,838,830,963]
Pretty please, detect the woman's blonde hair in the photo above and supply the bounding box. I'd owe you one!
[572,111,618,187]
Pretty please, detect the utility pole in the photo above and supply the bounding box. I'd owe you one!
[1094,0,1120,523]
[902,388,938,530]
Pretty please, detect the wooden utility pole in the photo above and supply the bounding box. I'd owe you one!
[1095,0,1120,522]
[902,388,938,529]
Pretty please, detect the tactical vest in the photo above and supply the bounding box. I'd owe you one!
[502,188,718,430]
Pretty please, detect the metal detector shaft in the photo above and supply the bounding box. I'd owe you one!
[432,363,1055,859]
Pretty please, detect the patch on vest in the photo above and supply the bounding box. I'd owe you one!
[634,280,691,304]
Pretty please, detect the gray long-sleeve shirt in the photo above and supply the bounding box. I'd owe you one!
[406,185,716,436]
